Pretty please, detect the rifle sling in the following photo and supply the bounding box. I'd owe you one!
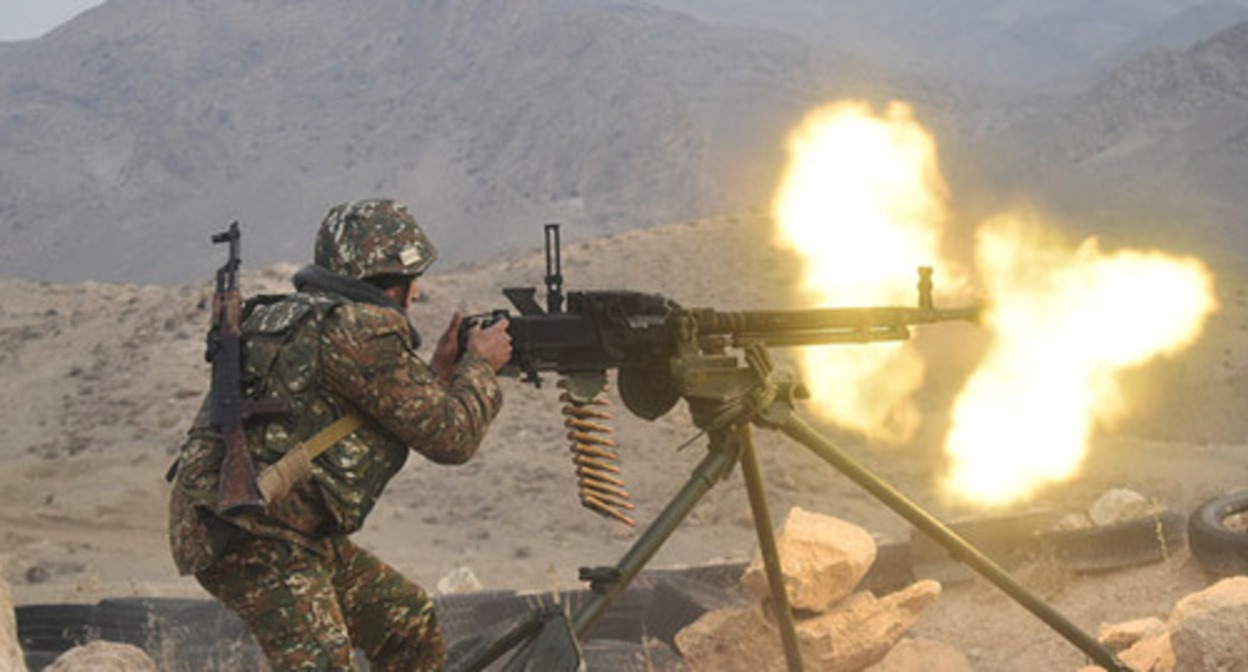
[255,414,362,503]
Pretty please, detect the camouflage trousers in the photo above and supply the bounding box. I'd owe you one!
[196,532,443,671]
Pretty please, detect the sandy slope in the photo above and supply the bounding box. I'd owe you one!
[1,213,1244,669]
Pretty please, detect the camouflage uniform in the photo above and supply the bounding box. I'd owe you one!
[169,200,502,671]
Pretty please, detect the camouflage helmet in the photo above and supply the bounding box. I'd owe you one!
[314,199,438,280]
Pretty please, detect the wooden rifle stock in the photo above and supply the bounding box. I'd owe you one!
[217,419,263,515]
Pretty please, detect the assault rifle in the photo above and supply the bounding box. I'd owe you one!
[205,223,285,516]
[452,224,1131,672]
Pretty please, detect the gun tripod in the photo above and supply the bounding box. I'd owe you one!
[451,341,1130,672]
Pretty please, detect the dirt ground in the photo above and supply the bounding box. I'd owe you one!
[1,214,1244,670]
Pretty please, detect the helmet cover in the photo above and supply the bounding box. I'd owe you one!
[314,199,438,279]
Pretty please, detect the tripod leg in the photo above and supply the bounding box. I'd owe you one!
[570,442,738,639]
[737,424,805,672]
[775,410,1130,672]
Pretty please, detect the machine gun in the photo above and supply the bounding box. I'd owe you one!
[462,224,978,525]
[473,226,977,404]
[452,224,1130,672]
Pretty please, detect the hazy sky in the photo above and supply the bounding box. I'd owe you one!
[1,0,105,42]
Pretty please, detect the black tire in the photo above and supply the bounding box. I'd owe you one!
[580,640,651,672]
[162,599,251,647]
[860,540,916,595]
[23,649,61,672]
[647,561,747,590]
[15,604,97,653]
[436,589,521,643]
[1039,508,1187,573]
[911,509,1059,576]
[560,585,654,644]
[92,597,207,647]
[168,641,268,672]
[1189,490,1248,577]
[643,573,746,649]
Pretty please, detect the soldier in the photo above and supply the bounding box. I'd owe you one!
[168,199,511,670]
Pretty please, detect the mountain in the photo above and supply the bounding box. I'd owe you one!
[968,19,1248,269]
[1096,0,1248,74]
[5,0,1248,285]
[645,0,1248,89]
[0,0,1006,285]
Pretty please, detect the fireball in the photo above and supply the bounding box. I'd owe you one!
[943,214,1216,505]
[772,100,1218,507]
[772,100,965,443]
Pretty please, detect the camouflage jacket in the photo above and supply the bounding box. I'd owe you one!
[169,266,502,575]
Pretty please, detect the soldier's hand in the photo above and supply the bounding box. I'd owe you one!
[467,318,512,372]
[431,312,464,382]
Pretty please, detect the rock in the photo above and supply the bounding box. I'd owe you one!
[0,573,25,672]
[1168,576,1248,671]
[740,507,877,613]
[1098,617,1167,652]
[436,566,483,595]
[864,637,972,671]
[674,603,781,672]
[1089,489,1153,526]
[44,641,157,671]
[799,581,942,671]
[1118,632,1174,672]
[676,580,941,672]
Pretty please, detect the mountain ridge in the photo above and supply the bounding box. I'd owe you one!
[4,1,1248,283]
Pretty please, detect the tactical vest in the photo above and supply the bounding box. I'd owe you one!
[241,292,409,535]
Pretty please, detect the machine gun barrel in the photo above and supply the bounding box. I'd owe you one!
[689,304,981,347]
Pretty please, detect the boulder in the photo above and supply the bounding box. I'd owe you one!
[1098,617,1167,652]
[1168,576,1248,671]
[676,580,941,672]
[1089,489,1154,526]
[798,580,942,671]
[1118,632,1175,672]
[741,507,877,613]
[436,565,483,595]
[673,604,779,672]
[0,573,25,672]
[44,641,157,671]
